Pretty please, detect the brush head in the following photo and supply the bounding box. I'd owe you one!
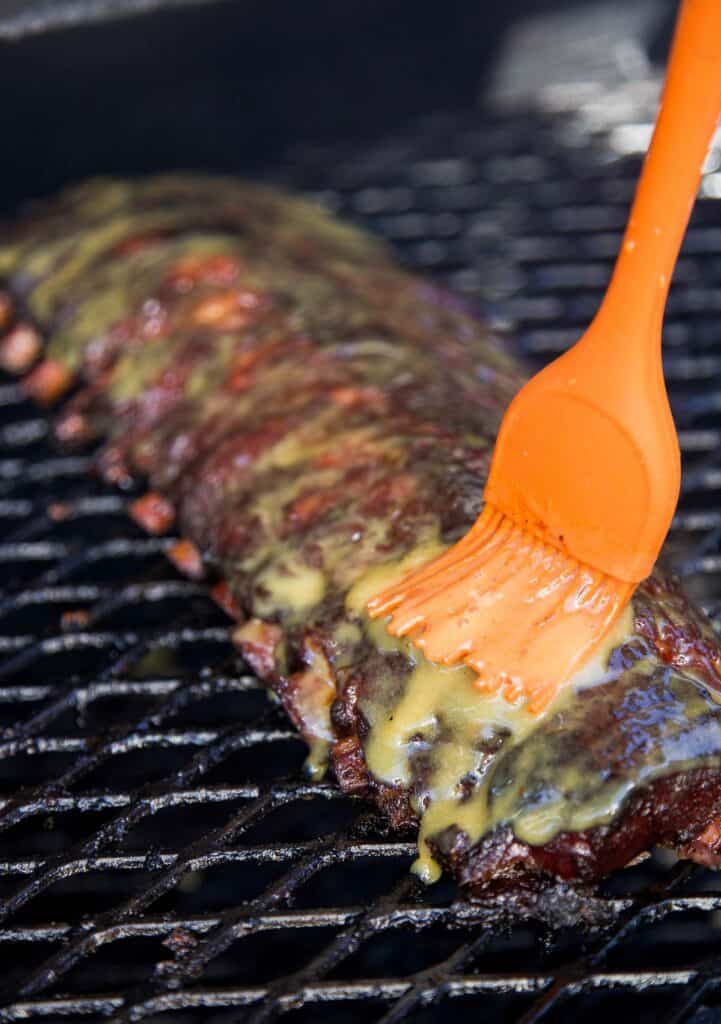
[367,327,678,709]
[483,329,681,584]
[367,506,633,711]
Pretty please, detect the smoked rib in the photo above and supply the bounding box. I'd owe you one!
[3,175,721,896]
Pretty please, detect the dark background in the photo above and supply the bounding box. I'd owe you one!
[0,0,678,212]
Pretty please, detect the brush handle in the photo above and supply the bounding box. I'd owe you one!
[595,0,721,349]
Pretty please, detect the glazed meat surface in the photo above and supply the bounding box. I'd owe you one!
[3,175,721,897]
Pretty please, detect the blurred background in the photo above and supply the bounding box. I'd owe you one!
[0,0,679,207]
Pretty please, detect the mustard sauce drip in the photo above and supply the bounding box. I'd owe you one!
[347,546,635,883]
[255,562,326,617]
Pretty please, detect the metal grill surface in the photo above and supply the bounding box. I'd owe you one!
[4,93,721,1023]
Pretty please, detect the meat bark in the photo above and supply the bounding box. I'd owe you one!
[3,175,721,897]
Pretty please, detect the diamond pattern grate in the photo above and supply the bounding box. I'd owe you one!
[3,94,721,1022]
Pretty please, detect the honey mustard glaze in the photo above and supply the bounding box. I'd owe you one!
[13,178,721,889]
[347,544,636,883]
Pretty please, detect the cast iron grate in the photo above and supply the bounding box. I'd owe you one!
[4,96,721,1023]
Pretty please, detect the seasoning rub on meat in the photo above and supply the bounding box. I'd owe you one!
[3,174,721,897]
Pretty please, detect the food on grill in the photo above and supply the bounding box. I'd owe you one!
[3,174,721,897]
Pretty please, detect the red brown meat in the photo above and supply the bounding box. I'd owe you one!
[3,174,721,899]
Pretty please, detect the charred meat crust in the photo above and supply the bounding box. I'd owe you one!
[442,767,721,896]
[3,175,721,899]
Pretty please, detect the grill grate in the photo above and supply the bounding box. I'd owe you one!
[4,92,721,1023]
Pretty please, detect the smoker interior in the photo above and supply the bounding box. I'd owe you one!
[4,0,721,1021]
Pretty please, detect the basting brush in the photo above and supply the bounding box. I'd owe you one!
[368,0,721,711]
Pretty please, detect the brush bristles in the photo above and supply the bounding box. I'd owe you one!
[367,506,632,712]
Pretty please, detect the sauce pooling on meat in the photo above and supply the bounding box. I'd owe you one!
[347,547,636,880]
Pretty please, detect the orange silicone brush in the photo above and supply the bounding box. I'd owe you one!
[368,0,721,712]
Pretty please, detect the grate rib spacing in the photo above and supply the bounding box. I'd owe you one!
[6,88,721,1023]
